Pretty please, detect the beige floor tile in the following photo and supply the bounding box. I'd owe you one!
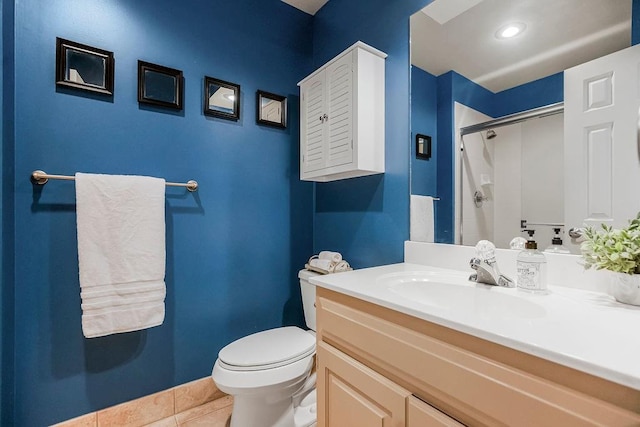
[50,412,97,427]
[178,403,232,427]
[97,389,175,427]
[175,396,233,425]
[174,377,225,413]
[144,415,178,427]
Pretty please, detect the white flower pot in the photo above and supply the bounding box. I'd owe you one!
[609,272,640,306]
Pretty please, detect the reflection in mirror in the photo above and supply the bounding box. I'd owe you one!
[256,90,287,129]
[204,77,240,121]
[416,134,432,160]
[137,61,184,110]
[144,70,177,104]
[409,0,632,249]
[458,104,566,251]
[55,38,114,95]
[66,50,105,87]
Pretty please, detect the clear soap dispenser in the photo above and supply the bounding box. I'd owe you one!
[545,228,571,254]
[517,230,548,293]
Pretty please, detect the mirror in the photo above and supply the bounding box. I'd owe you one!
[416,134,432,160]
[56,38,114,95]
[256,90,287,129]
[409,0,632,249]
[204,76,241,121]
[138,61,184,110]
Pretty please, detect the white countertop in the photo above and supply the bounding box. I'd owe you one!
[310,262,640,391]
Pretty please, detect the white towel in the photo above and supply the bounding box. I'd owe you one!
[333,260,351,272]
[310,258,335,271]
[76,173,166,338]
[318,251,342,262]
[410,195,435,243]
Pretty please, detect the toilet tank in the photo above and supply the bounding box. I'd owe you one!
[298,269,319,331]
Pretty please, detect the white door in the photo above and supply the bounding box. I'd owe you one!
[301,72,327,174]
[325,52,354,168]
[564,43,640,250]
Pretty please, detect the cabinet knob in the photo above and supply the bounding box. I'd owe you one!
[323,113,329,122]
[319,115,324,122]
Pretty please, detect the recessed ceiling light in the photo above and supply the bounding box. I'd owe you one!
[495,22,526,39]
[223,93,235,101]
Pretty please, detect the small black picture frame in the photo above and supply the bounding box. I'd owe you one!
[138,60,184,110]
[204,76,240,121]
[55,38,114,95]
[256,90,287,129]
[416,133,432,160]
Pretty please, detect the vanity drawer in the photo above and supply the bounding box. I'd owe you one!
[407,395,465,427]
[316,288,640,426]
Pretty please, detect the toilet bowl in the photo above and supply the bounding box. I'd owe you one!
[212,270,319,427]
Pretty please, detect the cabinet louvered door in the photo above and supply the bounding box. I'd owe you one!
[564,43,640,249]
[325,52,354,168]
[301,73,327,173]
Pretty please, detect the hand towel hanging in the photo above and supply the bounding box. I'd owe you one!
[75,173,166,338]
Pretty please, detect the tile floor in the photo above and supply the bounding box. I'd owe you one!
[52,377,232,427]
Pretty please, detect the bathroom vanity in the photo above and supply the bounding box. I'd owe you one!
[311,243,640,426]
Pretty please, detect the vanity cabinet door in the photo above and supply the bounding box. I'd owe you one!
[407,396,465,427]
[317,341,410,427]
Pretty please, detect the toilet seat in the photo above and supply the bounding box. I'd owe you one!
[218,326,316,371]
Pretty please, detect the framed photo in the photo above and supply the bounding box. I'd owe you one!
[416,133,432,160]
[256,90,286,129]
[138,61,184,110]
[55,38,114,95]
[204,76,240,121]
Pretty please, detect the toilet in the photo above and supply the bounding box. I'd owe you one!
[212,269,319,427]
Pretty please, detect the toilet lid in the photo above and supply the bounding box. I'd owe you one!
[218,326,316,371]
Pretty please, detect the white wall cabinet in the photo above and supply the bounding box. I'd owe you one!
[298,41,387,182]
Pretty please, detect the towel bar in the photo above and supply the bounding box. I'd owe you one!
[31,170,198,192]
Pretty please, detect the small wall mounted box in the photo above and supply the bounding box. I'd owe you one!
[298,41,387,182]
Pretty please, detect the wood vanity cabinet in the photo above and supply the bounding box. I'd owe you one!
[298,42,386,182]
[316,287,640,426]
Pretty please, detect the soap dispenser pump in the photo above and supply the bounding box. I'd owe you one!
[517,230,548,293]
[545,228,571,254]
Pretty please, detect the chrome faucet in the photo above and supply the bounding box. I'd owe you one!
[469,241,515,288]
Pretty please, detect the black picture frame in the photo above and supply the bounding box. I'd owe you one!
[55,38,114,95]
[204,76,240,121]
[256,90,287,129]
[138,60,184,110]
[416,133,432,160]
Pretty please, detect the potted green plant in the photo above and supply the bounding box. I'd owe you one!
[581,212,640,305]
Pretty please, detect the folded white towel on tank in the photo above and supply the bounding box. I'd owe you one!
[310,258,335,271]
[76,173,166,338]
[318,251,342,262]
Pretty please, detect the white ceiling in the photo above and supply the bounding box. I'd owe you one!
[280,0,330,15]
[411,0,632,92]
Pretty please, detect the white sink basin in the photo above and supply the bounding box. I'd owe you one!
[378,271,547,319]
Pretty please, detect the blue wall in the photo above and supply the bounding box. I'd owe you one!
[410,66,438,197]
[634,0,640,45]
[311,0,432,268]
[3,0,640,425]
[6,0,313,425]
[494,72,564,117]
[1,0,16,425]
